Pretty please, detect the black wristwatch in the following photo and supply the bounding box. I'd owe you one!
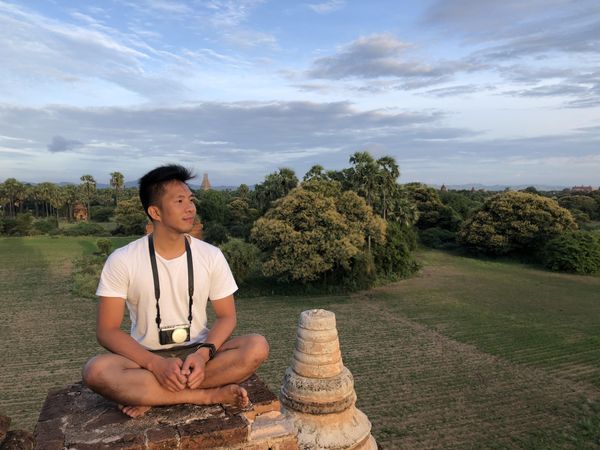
[196,343,217,360]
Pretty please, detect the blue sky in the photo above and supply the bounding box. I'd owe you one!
[1,0,599,187]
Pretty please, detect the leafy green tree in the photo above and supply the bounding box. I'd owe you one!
[110,171,125,206]
[403,183,461,231]
[114,197,147,235]
[372,221,420,279]
[251,183,385,283]
[458,191,577,255]
[542,231,600,274]
[558,195,599,221]
[227,197,259,240]
[197,189,230,224]
[439,190,485,220]
[80,175,97,221]
[220,238,262,283]
[252,168,298,213]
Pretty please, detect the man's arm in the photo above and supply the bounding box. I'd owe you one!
[96,296,188,392]
[182,294,236,387]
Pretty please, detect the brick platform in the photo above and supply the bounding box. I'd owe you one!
[34,375,297,450]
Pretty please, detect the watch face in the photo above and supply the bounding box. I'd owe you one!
[172,328,187,343]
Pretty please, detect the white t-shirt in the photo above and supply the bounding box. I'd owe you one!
[96,235,238,350]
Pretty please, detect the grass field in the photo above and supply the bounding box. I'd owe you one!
[1,236,599,448]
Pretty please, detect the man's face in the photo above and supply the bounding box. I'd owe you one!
[153,180,197,233]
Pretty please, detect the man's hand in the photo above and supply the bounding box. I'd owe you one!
[181,353,208,389]
[148,357,188,392]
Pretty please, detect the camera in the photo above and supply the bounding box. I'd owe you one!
[159,325,190,345]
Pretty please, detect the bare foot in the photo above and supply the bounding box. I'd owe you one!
[118,404,152,418]
[209,384,249,408]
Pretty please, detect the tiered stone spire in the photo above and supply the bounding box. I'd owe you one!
[280,309,377,449]
[201,173,211,191]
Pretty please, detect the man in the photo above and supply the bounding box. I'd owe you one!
[82,164,269,418]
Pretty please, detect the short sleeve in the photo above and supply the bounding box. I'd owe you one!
[208,249,238,301]
[96,251,129,299]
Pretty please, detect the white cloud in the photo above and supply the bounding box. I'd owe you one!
[307,0,346,14]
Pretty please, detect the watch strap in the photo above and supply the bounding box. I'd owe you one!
[196,343,217,360]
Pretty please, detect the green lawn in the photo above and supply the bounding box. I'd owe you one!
[0,237,599,448]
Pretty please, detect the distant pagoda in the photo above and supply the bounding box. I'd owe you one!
[201,173,211,191]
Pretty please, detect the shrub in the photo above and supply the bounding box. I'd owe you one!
[542,231,600,274]
[419,227,457,250]
[63,222,109,236]
[33,219,59,235]
[90,206,115,222]
[96,238,112,256]
[3,213,34,236]
[220,238,262,284]
[72,255,105,298]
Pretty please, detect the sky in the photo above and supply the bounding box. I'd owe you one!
[1,0,599,187]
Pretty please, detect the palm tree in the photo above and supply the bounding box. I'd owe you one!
[80,175,96,221]
[110,171,125,206]
[376,156,400,221]
[1,178,26,218]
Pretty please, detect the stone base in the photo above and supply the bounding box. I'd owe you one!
[282,406,376,450]
[34,375,297,450]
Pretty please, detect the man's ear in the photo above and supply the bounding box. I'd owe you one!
[148,205,161,222]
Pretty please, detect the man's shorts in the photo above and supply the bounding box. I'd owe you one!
[150,343,198,360]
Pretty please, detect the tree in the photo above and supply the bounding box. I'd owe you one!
[252,168,298,213]
[80,175,97,221]
[303,164,327,182]
[251,183,385,283]
[458,191,577,255]
[114,197,147,235]
[110,172,125,206]
[197,190,230,224]
[1,178,26,218]
[62,184,81,222]
[558,195,599,221]
[403,183,461,231]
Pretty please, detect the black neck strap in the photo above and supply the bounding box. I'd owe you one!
[148,234,194,330]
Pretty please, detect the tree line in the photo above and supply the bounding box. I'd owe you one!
[2,155,600,289]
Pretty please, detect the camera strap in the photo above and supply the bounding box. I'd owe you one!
[148,234,194,330]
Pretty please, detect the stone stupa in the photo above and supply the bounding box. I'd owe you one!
[280,309,377,449]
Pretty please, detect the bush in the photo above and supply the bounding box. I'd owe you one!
[72,255,105,298]
[542,231,600,274]
[33,218,59,235]
[419,227,458,250]
[96,238,112,256]
[90,206,115,222]
[63,222,109,236]
[2,213,34,236]
[220,238,262,284]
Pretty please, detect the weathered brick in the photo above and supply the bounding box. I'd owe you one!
[68,432,145,450]
[146,426,179,450]
[178,415,248,449]
[33,418,64,449]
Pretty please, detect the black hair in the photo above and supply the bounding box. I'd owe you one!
[139,164,195,220]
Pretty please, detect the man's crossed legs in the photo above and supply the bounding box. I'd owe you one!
[82,334,269,417]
